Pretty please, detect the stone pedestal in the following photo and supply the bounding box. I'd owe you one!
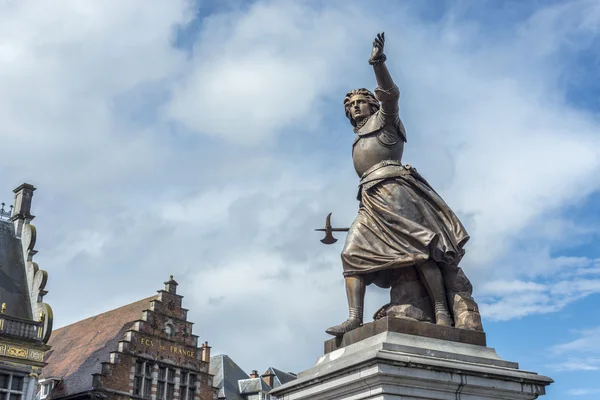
[325,317,486,353]
[270,325,553,400]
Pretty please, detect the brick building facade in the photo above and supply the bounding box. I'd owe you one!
[40,277,217,400]
[0,183,53,400]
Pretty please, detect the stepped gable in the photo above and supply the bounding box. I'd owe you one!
[41,296,156,397]
[41,276,216,400]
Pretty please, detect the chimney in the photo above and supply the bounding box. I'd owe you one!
[249,370,259,379]
[200,341,211,363]
[164,275,178,294]
[11,183,36,238]
[262,370,275,388]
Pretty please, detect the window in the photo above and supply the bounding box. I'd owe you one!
[156,367,176,400]
[0,372,24,400]
[157,367,166,400]
[133,360,154,399]
[166,369,175,400]
[39,381,55,399]
[133,363,198,400]
[179,371,188,400]
[179,372,197,400]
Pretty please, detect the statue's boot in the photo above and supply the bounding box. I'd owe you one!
[325,306,363,336]
[417,261,453,327]
[326,276,365,336]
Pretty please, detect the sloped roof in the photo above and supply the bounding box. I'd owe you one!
[265,367,296,388]
[0,220,31,320]
[209,354,248,400]
[209,355,298,399]
[238,377,270,394]
[41,296,156,398]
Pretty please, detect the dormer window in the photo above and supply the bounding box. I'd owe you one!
[40,382,52,399]
[38,378,59,399]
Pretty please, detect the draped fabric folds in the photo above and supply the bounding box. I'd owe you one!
[341,170,469,289]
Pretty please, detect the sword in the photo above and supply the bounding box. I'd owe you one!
[315,213,350,245]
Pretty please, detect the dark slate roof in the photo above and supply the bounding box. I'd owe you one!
[41,296,156,399]
[0,220,31,320]
[209,354,248,400]
[238,377,270,394]
[265,367,296,388]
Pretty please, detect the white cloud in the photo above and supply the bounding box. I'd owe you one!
[165,0,372,144]
[0,0,190,192]
[549,326,600,373]
[476,254,600,320]
[1,0,600,375]
[552,327,600,355]
[568,388,600,396]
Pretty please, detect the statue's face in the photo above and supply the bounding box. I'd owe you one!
[348,95,372,122]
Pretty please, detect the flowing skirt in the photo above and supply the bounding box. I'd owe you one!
[341,170,469,288]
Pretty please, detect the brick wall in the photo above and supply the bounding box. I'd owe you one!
[93,284,215,399]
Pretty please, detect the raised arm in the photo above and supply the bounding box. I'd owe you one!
[369,32,399,116]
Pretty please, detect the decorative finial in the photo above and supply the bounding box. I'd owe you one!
[1,303,6,314]
[164,275,178,294]
[0,203,12,221]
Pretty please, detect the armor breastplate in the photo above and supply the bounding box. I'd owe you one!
[352,113,405,177]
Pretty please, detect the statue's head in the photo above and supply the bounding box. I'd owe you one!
[344,88,380,127]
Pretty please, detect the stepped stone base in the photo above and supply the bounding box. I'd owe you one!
[271,330,553,400]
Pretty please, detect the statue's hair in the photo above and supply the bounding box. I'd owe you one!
[344,88,380,127]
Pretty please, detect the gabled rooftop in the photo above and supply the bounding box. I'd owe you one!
[41,296,157,398]
[0,219,31,320]
[210,354,248,400]
[209,354,297,399]
[0,183,52,346]
[263,367,296,388]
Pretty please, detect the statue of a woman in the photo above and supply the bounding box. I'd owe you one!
[326,33,482,336]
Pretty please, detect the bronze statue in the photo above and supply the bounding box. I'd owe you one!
[324,33,483,336]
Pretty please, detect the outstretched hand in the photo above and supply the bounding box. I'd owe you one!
[370,32,385,62]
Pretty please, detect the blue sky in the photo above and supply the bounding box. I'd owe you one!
[1,0,599,398]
